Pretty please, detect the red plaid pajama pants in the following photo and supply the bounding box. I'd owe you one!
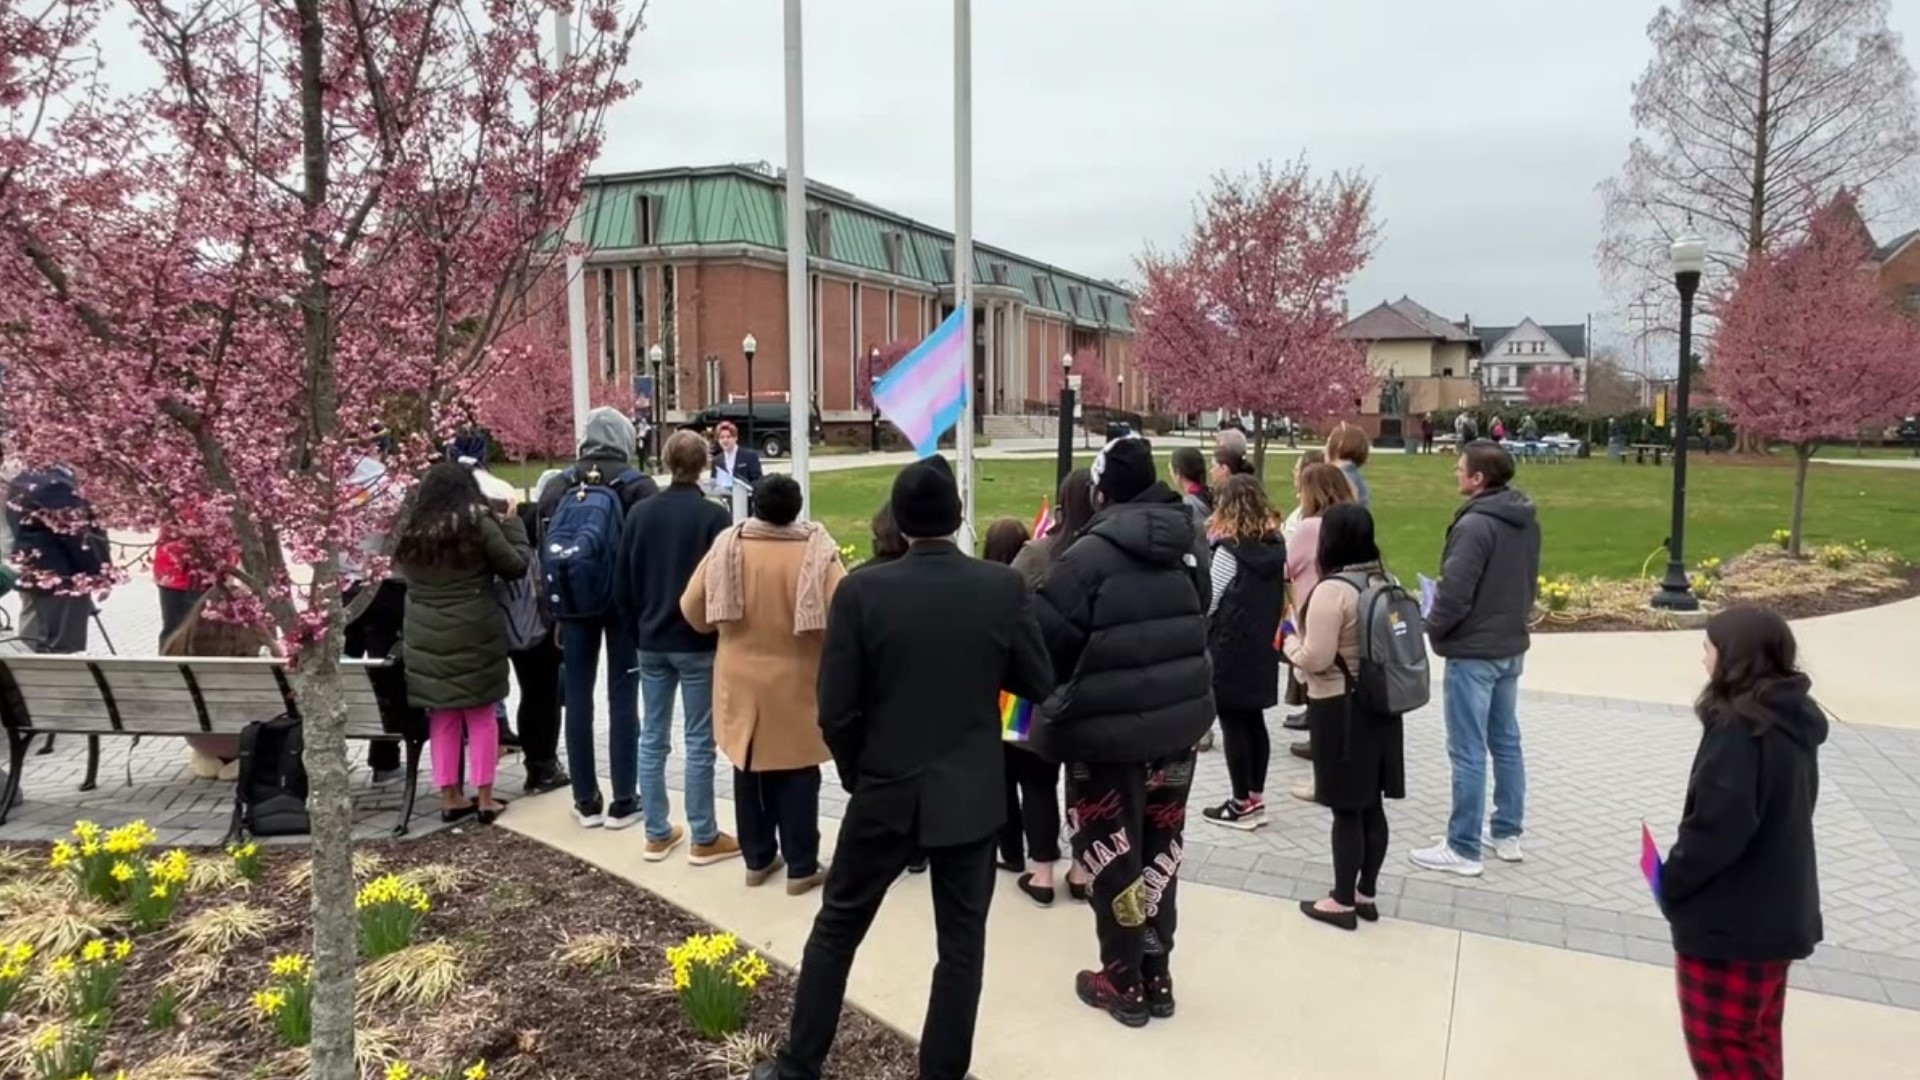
[1675,954,1790,1079]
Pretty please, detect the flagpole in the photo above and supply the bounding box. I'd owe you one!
[556,10,591,443]
[953,0,976,548]
[784,0,812,517]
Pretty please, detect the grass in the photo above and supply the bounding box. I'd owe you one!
[808,451,1920,581]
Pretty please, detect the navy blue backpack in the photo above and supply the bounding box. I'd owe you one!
[540,465,641,621]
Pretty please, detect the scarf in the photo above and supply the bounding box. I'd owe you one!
[703,519,839,634]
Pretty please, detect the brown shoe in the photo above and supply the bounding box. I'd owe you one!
[745,855,786,887]
[786,865,828,896]
[1289,741,1313,762]
[643,824,685,862]
[689,832,743,867]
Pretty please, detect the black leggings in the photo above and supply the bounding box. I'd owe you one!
[1217,708,1271,801]
[1330,802,1389,906]
[999,746,1062,865]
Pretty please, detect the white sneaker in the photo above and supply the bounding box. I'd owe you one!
[1409,841,1484,877]
[1482,830,1524,863]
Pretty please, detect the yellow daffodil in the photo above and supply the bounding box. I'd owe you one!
[79,839,100,857]
[49,841,75,869]
[464,1063,488,1080]
[80,940,106,963]
[51,955,75,976]
[31,1025,61,1052]
[110,861,134,883]
[252,988,286,1017]
[8,942,35,964]
[0,964,24,981]
[269,953,308,979]
[112,939,132,961]
[73,820,100,842]
[384,1064,413,1080]
[150,883,169,900]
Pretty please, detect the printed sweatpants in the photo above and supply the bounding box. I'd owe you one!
[1067,752,1196,992]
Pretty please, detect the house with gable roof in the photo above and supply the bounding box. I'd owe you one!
[1336,297,1484,420]
[1472,318,1590,405]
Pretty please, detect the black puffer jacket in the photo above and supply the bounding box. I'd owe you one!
[1031,483,1214,764]
[1208,536,1285,711]
[1662,675,1826,962]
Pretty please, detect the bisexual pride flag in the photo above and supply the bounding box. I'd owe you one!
[873,305,970,458]
[1641,822,1664,901]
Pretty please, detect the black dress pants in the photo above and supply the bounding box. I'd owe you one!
[735,766,821,878]
[997,744,1062,866]
[508,637,562,766]
[775,801,995,1080]
[1067,753,1196,991]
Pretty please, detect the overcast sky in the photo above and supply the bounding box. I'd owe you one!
[609,0,1920,341]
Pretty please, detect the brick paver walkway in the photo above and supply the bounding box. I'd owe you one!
[4,582,1917,1012]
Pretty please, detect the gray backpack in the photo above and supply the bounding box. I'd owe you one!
[1331,570,1431,716]
[496,558,550,652]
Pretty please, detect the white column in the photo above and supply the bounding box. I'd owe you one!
[983,300,998,417]
[783,0,811,515]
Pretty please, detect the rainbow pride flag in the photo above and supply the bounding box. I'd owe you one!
[873,305,970,458]
[999,691,1034,743]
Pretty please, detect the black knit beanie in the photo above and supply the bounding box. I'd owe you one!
[890,460,963,539]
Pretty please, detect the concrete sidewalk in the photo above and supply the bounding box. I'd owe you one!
[1520,594,1920,730]
[503,791,1920,1080]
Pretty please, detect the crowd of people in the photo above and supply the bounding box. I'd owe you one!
[0,410,1826,1080]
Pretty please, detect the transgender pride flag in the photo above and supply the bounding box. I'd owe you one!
[874,306,970,458]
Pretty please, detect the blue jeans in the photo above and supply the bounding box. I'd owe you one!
[1443,656,1527,860]
[639,650,718,845]
[561,617,639,811]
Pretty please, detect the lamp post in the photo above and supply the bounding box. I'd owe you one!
[1056,352,1076,490]
[742,333,757,451]
[1652,230,1707,612]
[647,343,665,471]
[1116,372,1126,422]
[869,347,882,453]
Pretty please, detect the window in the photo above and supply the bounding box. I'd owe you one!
[886,288,898,340]
[883,231,906,275]
[1506,341,1521,355]
[661,265,679,411]
[633,195,661,246]
[1531,341,1547,355]
[1904,285,1920,312]
[1067,285,1083,315]
[1097,295,1112,323]
[629,265,647,377]
[1441,367,1455,377]
[851,282,862,404]
[810,274,823,393]
[1033,274,1053,308]
[990,262,1010,286]
[599,267,617,379]
[807,208,833,259]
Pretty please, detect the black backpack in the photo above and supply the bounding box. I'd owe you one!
[236,714,310,836]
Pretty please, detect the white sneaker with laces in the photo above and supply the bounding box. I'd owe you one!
[1482,830,1524,863]
[1409,840,1484,877]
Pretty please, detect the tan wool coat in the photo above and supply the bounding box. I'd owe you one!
[682,534,845,772]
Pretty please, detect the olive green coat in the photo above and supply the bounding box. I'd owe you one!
[398,512,531,711]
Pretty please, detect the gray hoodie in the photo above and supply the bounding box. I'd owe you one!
[532,406,657,539]
[1426,486,1541,660]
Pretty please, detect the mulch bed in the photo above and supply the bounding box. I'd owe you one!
[1532,553,1919,633]
[1,828,919,1079]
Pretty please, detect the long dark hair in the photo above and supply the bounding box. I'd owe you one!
[1697,605,1801,734]
[1316,503,1381,579]
[393,462,488,569]
[1047,467,1097,556]
[983,517,1030,565]
[869,502,907,562]
[1170,447,1208,500]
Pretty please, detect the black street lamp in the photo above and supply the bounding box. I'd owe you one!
[1652,230,1707,612]
[1056,352,1077,490]
[742,333,757,451]
[647,343,665,471]
[869,347,882,453]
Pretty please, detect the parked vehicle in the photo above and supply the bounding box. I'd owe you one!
[682,401,824,459]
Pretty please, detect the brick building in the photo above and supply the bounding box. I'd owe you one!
[545,163,1139,442]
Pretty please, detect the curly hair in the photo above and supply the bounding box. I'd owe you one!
[1209,474,1278,542]
[393,462,489,570]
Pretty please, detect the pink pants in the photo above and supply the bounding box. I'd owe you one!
[428,704,499,790]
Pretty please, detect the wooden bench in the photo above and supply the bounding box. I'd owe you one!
[0,655,426,840]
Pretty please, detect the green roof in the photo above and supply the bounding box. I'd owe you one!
[578,165,1133,333]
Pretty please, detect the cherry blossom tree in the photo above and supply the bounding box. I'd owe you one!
[1134,158,1376,475]
[0,0,641,1074]
[1523,366,1583,407]
[1055,347,1112,410]
[1712,195,1920,554]
[475,318,628,463]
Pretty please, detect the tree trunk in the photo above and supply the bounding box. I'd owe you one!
[1789,443,1813,557]
[1251,412,1268,479]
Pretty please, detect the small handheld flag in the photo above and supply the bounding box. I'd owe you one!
[872,306,971,458]
[1640,822,1664,901]
[1031,497,1053,540]
[999,691,1034,742]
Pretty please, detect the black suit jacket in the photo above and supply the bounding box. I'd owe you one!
[712,447,764,487]
[818,543,1054,848]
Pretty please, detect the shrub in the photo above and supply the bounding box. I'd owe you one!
[356,875,431,959]
[1772,528,1792,550]
[1691,573,1717,601]
[665,932,771,1039]
[253,953,312,1047]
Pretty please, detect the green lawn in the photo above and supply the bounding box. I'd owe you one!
[810,452,1920,582]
